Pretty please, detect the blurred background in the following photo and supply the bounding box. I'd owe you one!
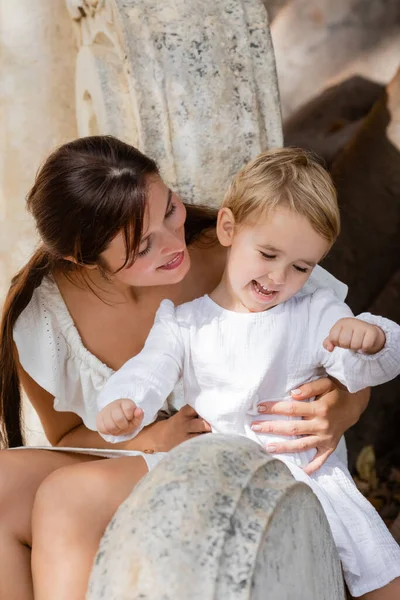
[1,0,399,534]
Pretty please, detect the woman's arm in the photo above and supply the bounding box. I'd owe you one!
[18,365,82,446]
[251,377,370,474]
[57,405,210,452]
[19,366,210,451]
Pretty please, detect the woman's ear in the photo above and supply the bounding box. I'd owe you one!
[216,207,236,247]
[63,255,78,265]
[63,256,97,270]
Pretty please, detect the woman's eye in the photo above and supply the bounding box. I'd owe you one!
[294,265,308,273]
[166,202,177,218]
[260,252,276,259]
[138,242,152,257]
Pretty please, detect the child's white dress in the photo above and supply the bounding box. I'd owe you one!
[98,288,400,597]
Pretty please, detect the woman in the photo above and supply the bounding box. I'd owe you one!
[0,136,369,600]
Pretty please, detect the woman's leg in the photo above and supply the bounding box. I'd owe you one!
[0,449,98,600]
[360,578,400,600]
[31,455,149,600]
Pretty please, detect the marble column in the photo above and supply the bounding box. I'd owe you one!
[66,0,283,207]
[88,435,345,599]
[0,0,78,444]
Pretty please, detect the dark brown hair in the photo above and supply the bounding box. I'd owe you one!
[0,135,217,448]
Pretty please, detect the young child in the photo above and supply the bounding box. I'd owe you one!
[96,148,400,598]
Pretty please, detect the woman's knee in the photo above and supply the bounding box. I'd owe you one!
[32,462,114,539]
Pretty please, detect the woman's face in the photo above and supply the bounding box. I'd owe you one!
[102,176,190,288]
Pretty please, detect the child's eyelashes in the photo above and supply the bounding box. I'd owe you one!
[294,265,308,273]
[259,251,276,260]
[259,252,308,274]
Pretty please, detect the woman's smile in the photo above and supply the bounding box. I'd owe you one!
[158,250,186,270]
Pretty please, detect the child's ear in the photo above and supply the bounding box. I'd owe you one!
[217,207,236,247]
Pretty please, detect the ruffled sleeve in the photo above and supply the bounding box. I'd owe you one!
[97,299,185,443]
[13,277,114,431]
[13,285,65,398]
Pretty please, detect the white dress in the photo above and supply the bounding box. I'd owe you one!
[13,276,168,470]
[97,288,400,597]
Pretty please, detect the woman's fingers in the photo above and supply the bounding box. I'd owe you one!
[251,418,317,436]
[257,399,316,418]
[303,448,333,475]
[291,377,336,400]
[178,404,198,418]
[188,417,212,434]
[264,436,320,455]
[176,405,211,434]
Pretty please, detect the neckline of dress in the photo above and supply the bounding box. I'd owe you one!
[202,294,286,318]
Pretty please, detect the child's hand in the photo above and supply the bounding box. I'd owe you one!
[323,318,386,355]
[96,399,144,437]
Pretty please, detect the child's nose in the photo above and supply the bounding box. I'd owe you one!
[269,269,286,285]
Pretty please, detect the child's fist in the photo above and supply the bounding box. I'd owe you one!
[96,398,144,437]
[323,318,386,355]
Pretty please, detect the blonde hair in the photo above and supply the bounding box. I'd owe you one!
[222,147,340,244]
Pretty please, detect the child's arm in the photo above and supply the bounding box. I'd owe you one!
[311,291,400,392]
[96,300,184,443]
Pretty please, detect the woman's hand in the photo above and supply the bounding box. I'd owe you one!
[122,404,211,453]
[251,378,370,474]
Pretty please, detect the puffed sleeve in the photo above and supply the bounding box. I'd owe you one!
[96,300,185,443]
[13,291,65,398]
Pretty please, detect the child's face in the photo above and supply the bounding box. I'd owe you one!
[219,206,330,313]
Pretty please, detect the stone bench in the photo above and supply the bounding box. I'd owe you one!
[88,435,345,599]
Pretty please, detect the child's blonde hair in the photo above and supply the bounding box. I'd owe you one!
[222,147,340,244]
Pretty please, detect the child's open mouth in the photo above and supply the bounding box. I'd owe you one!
[251,280,278,302]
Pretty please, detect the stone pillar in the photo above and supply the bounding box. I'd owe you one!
[0,0,77,299]
[66,0,283,207]
[88,435,345,599]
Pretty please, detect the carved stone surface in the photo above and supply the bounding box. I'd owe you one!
[0,0,78,445]
[0,0,77,301]
[88,435,345,599]
[67,0,283,206]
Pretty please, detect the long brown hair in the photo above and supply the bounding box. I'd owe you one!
[0,135,217,448]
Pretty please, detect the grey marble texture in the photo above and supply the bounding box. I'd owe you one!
[88,435,345,599]
[70,0,283,207]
